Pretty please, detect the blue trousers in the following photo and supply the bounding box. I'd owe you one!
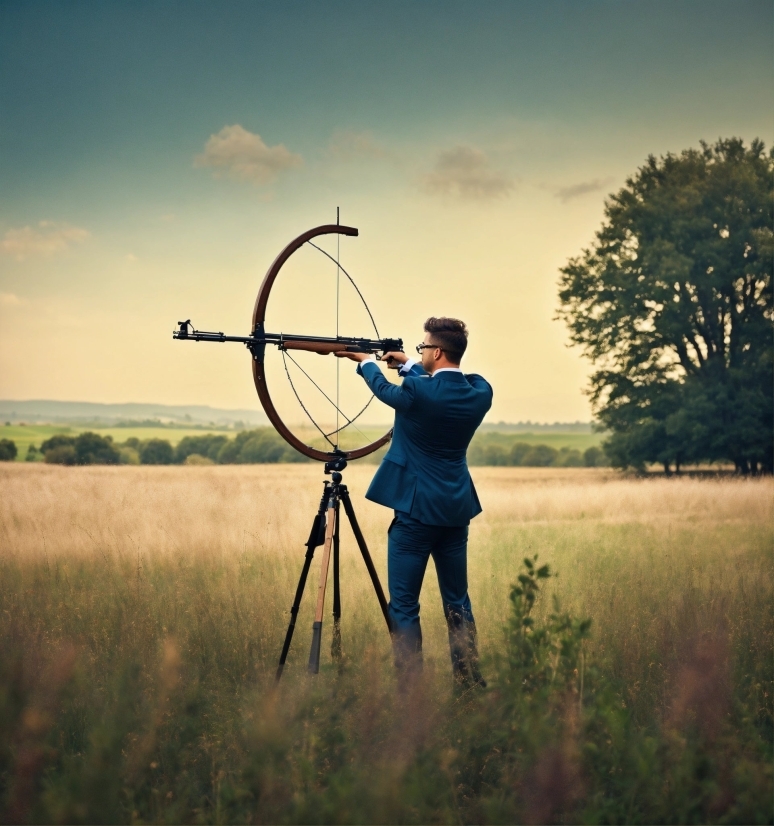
[387,512,474,658]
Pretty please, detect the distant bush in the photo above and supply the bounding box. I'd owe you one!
[73,432,120,465]
[556,447,584,467]
[40,432,120,465]
[118,446,140,465]
[45,445,77,465]
[185,453,215,466]
[509,441,531,465]
[139,439,175,465]
[583,445,607,467]
[0,438,17,461]
[175,434,229,464]
[25,444,40,462]
[40,434,76,454]
[521,444,559,466]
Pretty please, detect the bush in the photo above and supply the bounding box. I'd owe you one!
[118,446,140,465]
[139,439,174,465]
[238,432,286,463]
[583,445,606,467]
[184,453,214,466]
[175,434,229,464]
[0,438,17,461]
[521,444,559,466]
[509,441,532,465]
[44,445,77,465]
[25,444,40,462]
[40,434,76,453]
[482,443,509,466]
[557,447,584,467]
[74,432,120,465]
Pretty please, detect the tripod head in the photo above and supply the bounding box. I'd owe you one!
[324,450,348,484]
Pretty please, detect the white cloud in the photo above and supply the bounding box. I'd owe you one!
[327,130,387,160]
[421,146,514,200]
[0,292,25,306]
[194,124,303,185]
[1,221,90,260]
[555,178,613,202]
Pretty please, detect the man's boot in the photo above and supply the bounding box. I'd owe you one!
[391,624,423,693]
[446,609,486,689]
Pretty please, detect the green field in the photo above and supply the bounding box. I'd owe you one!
[0,464,770,823]
[2,423,605,463]
[0,423,234,461]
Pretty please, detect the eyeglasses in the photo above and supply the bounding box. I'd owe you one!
[415,343,444,354]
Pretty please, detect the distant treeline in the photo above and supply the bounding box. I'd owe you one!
[468,441,607,468]
[22,430,308,466]
[5,429,609,467]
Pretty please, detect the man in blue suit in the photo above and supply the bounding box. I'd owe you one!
[337,316,492,687]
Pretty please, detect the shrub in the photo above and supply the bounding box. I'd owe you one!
[557,447,584,467]
[175,434,229,464]
[583,445,606,467]
[0,438,17,461]
[139,439,174,465]
[118,446,140,465]
[25,444,40,462]
[185,453,215,466]
[509,441,532,465]
[482,443,509,466]
[74,432,120,465]
[44,445,77,465]
[521,444,559,466]
[40,434,76,453]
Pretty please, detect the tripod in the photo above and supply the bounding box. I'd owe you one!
[275,454,391,682]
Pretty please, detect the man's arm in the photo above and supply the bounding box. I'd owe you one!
[356,360,417,412]
[334,351,419,412]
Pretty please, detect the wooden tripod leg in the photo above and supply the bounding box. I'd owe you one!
[308,500,337,674]
[331,499,342,661]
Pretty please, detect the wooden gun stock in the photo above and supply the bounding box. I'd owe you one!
[283,340,349,355]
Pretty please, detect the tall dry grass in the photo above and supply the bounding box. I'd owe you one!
[0,464,771,823]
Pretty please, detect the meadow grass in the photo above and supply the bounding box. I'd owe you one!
[0,464,771,823]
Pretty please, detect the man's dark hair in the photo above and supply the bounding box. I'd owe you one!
[424,317,468,364]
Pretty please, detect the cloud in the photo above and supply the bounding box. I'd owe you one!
[555,178,613,202]
[327,130,387,160]
[0,292,25,306]
[421,146,514,200]
[1,222,90,260]
[194,124,303,185]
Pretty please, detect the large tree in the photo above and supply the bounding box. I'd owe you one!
[558,138,773,473]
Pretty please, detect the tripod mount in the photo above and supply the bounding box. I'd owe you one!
[276,451,391,681]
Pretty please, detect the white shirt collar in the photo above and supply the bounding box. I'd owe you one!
[432,367,462,375]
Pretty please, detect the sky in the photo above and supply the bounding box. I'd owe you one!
[1,0,772,431]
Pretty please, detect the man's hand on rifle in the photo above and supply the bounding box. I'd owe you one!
[381,351,408,370]
[334,349,408,369]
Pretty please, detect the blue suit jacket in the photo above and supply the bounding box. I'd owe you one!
[357,361,493,526]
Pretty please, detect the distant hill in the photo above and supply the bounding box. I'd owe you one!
[0,400,596,432]
[0,399,268,427]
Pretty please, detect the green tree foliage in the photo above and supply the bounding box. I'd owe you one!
[558,138,773,473]
[522,444,559,467]
[74,432,120,465]
[583,445,606,467]
[139,439,175,465]
[235,429,308,463]
[0,439,17,461]
[40,433,119,465]
[174,434,229,464]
